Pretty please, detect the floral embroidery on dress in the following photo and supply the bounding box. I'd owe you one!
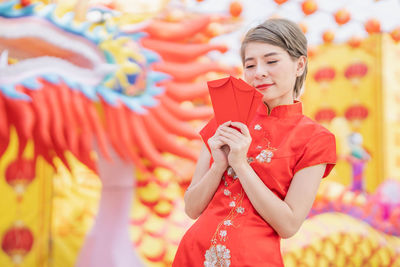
[227,167,238,179]
[204,164,245,266]
[255,139,277,163]
[219,230,227,241]
[224,220,232,226]
[235,207,245,214]
[256,149,274,163]
[204,245,231,267]
[254,124,262,130]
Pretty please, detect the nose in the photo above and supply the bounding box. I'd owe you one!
[254,63,267,79]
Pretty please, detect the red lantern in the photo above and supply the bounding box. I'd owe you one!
[274,0,288,5]
[1,222,34,265]
[5,158,36,198]
[345,105,369,120]
[345,104,369,130]
[347,36,363,48]
[315,108,336,124]
[229,1,243,18]
[314,66,336,88]
[390,27,400,43]
[301,0,317,16]
[334,8,350,25]
[322,30,335,43]
[344,62,368,87]
[365,18,381,34]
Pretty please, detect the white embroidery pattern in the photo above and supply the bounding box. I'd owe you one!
[254,124,262,130]
[255,138,277,164]
[256,149,274,163]
[236,207,245,214]
[204,164,247,266]
[204,245,231,267]
[219,230,227,241]
[227,167,238,180]
[224,220,232,226]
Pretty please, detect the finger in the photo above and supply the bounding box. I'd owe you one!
[230,122,250,137]
[218,135,235,148]
[219,132,241,144]
[219,120,232,128]
[219,126,243,139]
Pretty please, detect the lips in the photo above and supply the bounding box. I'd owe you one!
[255,83,274,90]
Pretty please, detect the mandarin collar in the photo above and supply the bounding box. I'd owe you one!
[256,100,303,118]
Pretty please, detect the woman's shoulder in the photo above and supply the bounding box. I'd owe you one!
[296,115,335,139]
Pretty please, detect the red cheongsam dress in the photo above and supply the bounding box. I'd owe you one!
[173,101,337,267]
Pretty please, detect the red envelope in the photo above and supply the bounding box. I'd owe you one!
[207,76,240,125]
[207,76,262,126]
[231,77,262,125]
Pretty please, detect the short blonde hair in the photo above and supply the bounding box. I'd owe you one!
[240,18,308,99]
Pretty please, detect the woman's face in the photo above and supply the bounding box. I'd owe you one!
[243,42,305,110]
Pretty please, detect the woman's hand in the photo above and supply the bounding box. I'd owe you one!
[207,121,231,170]
[218,122,252,168]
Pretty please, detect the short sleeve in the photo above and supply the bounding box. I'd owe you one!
[199,117,217,153]
[293,133,337,178]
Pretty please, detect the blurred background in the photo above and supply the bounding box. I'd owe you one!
[1,0,400,266]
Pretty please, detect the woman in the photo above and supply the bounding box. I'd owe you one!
[173,18,336,266]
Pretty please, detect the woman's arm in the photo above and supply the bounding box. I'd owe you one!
[184,121,232,219]
[219,121,326,238]
[184,145,226,219]
[234,162,325,238]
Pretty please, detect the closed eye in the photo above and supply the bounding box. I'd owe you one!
[267,60,278,64]
[245,65,255,69]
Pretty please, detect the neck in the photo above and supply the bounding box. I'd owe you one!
[264,99,295,115]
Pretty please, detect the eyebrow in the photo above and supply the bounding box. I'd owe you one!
[244,52,280,63]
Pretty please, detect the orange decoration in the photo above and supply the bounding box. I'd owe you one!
[390,27,400,42]
[20,0,31,6]
[334,8,351,25]
[307,45,317,58]
[365,18,381,34]
[315,108,336,123]
[301,0,317,16]
[298,22,308,34]
[205,22,223,38]
[144,15,211,41]
[229,1,243,18]
[190,33,209,44]
[1,223,34,264]
[274,0,288,4]
[322,30,335,43]
[347,36,363,48]
[165,9,185,22]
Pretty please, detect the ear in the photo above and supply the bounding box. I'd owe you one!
[296,56,307,77]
